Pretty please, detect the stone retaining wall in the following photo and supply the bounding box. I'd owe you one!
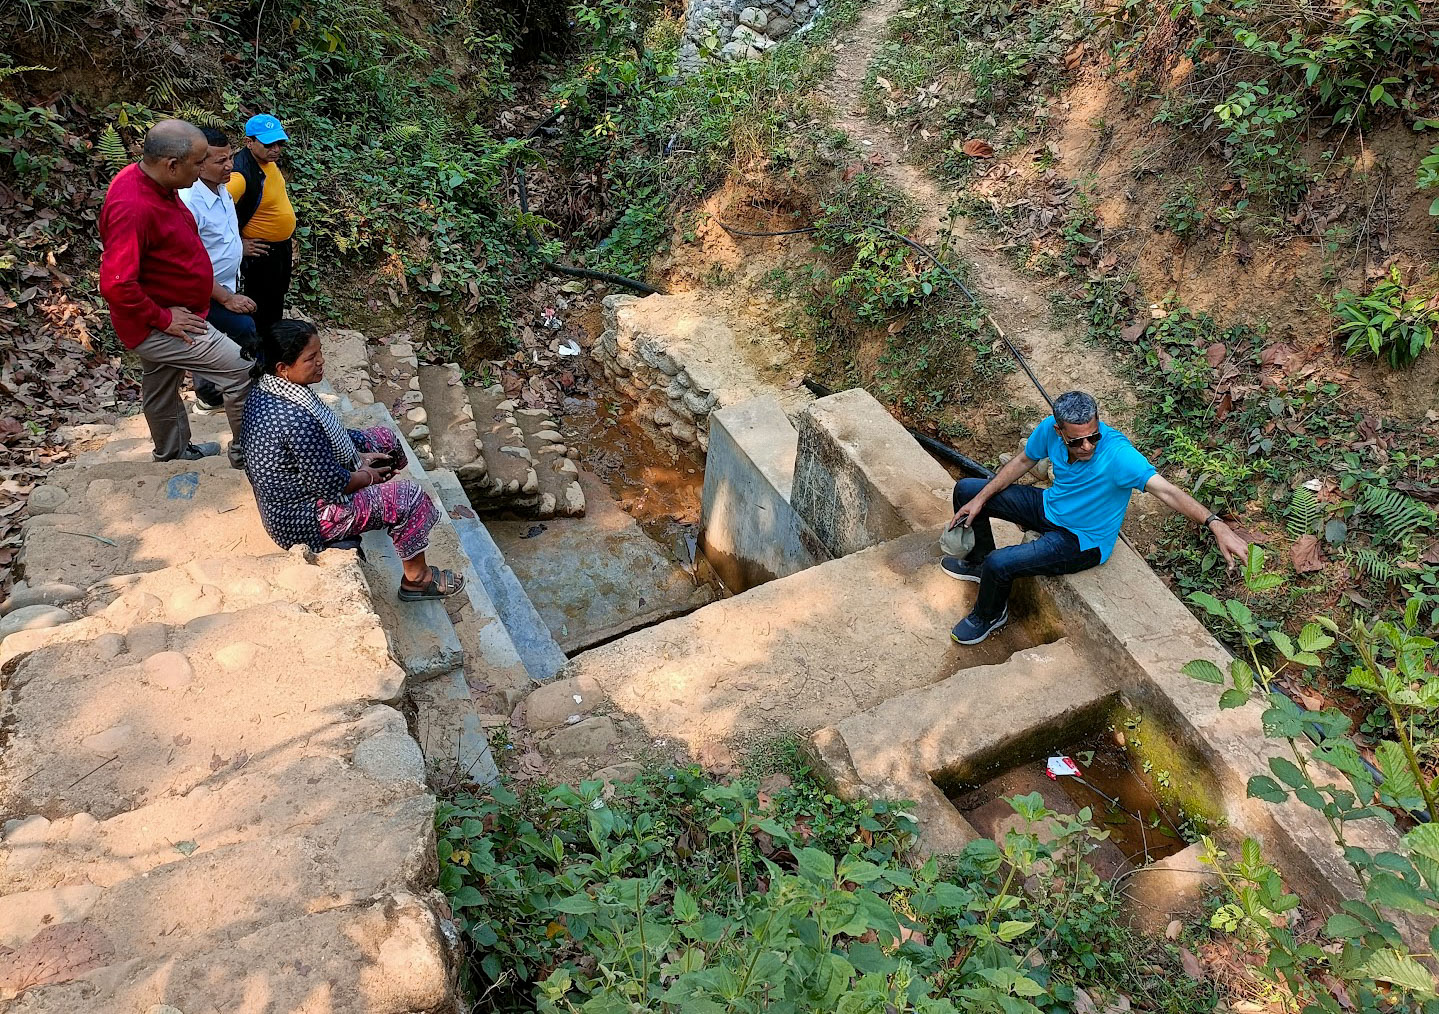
[594,296,721,455]
[678,0,823,72]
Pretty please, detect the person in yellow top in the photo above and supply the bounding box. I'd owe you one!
[227,113,296,336]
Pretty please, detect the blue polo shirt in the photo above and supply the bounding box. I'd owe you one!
[1024,416,1156,563]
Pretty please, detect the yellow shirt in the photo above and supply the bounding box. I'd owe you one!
[227,159,296,242]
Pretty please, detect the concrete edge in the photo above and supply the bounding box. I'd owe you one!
[429,470,568,683]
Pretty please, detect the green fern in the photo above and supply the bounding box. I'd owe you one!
[0,65,51,82]
[1350,547,1400,582]
[383,122,423,146]
[1287,487,1320,538]
[96,125,131,173]
[1357,486,1436,546]
[172,104,227,129]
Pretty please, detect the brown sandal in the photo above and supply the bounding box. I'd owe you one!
[398,566,465,601]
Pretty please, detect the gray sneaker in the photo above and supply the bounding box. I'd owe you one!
[951,605,1009,645]
[155,441,221,462]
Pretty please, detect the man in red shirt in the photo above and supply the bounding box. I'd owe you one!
[99,119,253,466]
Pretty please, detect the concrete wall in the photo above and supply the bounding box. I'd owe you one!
[789,388,954,558]
[700,396,830,592]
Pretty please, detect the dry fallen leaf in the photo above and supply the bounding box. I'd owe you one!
[1178,946,1205,980]
[960,138,995,158]
[1290,534,1325,574]
[0,922,115,994]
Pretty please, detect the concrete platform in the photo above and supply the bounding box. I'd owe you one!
[807,639,1115,856]
[559,531,1063,756]
[489,470,715,654]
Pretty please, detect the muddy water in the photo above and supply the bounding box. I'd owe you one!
[949,732,1187,875]
[557,394,709,557]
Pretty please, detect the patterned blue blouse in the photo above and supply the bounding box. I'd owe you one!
[242,387,382,549]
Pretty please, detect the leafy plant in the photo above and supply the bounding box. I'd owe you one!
[1287,486,1321,539]
[1331,266,1435,368]
[1419,143,1439,216]
[437,762,1210,1012]
[1183,549,1439,1011]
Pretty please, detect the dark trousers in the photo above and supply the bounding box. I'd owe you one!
[240,235,292,336]
[953,477,1102,621]
[194,299,259,407]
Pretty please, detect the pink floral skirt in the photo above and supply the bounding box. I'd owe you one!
[315,428,438,559]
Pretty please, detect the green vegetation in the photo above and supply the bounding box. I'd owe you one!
[1330,266,1435,369]
[1111,0,1438,211]
[438,750,1216,1012]
[0,0,862,364]
[1183,552,1439,1012]
[863,0,1093,173]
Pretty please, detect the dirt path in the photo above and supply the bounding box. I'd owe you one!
[822,1,1136,437]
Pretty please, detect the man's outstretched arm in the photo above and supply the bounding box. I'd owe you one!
[1144,473,1250,569]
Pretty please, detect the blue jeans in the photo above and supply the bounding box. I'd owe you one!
[195,300,258,407]
[952,477,1101,621]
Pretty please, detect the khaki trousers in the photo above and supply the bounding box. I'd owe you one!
[134,324,252,466]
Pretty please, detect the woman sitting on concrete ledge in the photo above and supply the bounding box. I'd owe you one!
[242,319,465,601]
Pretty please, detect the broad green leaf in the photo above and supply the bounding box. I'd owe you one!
[1270,631,1296,659]
[450,885,485,908]
[796,846,836,885]
[1269,755,1305,788]
[1366,872,1432,916]
[1187,591,1229,619]
[1375,740,1424,811]
[996,920,1035,941]
[673,886,700,922]
[707,816,737,833]
[838,856,887,887]
[1230,659,1255,695]
[1324,912,1368,939]
[1183,659,1226,684]
[1219,688,1249,709]
[551,892,599,915]
[1355,949,1438,999]
[1296,622,1335,653]
[1247,775,1288,803]
[1404,822,1439,864]
[1227,600,1255,628]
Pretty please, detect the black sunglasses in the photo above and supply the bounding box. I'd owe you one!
[1061,430,1102,449]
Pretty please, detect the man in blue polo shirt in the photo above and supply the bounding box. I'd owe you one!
[944,390,1249,644]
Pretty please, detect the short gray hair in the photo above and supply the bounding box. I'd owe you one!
[142,119,205,161]
[1053,390,1098,425]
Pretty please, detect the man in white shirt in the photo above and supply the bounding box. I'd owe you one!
[179,126,258,410]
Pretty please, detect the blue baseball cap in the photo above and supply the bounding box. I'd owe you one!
[244,113,288,145]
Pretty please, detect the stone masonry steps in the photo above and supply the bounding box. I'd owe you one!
[363,338,431,465]
[0,599,407,820]
[331,379,530,783]
[0,797,435,969]
[1,406,457,1010]
[465,384,586,518]
[416,362,485,484]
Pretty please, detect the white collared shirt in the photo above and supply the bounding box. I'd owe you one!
[178,180,243,293]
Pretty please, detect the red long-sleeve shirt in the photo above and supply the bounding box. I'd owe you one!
[98,163,213,349]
